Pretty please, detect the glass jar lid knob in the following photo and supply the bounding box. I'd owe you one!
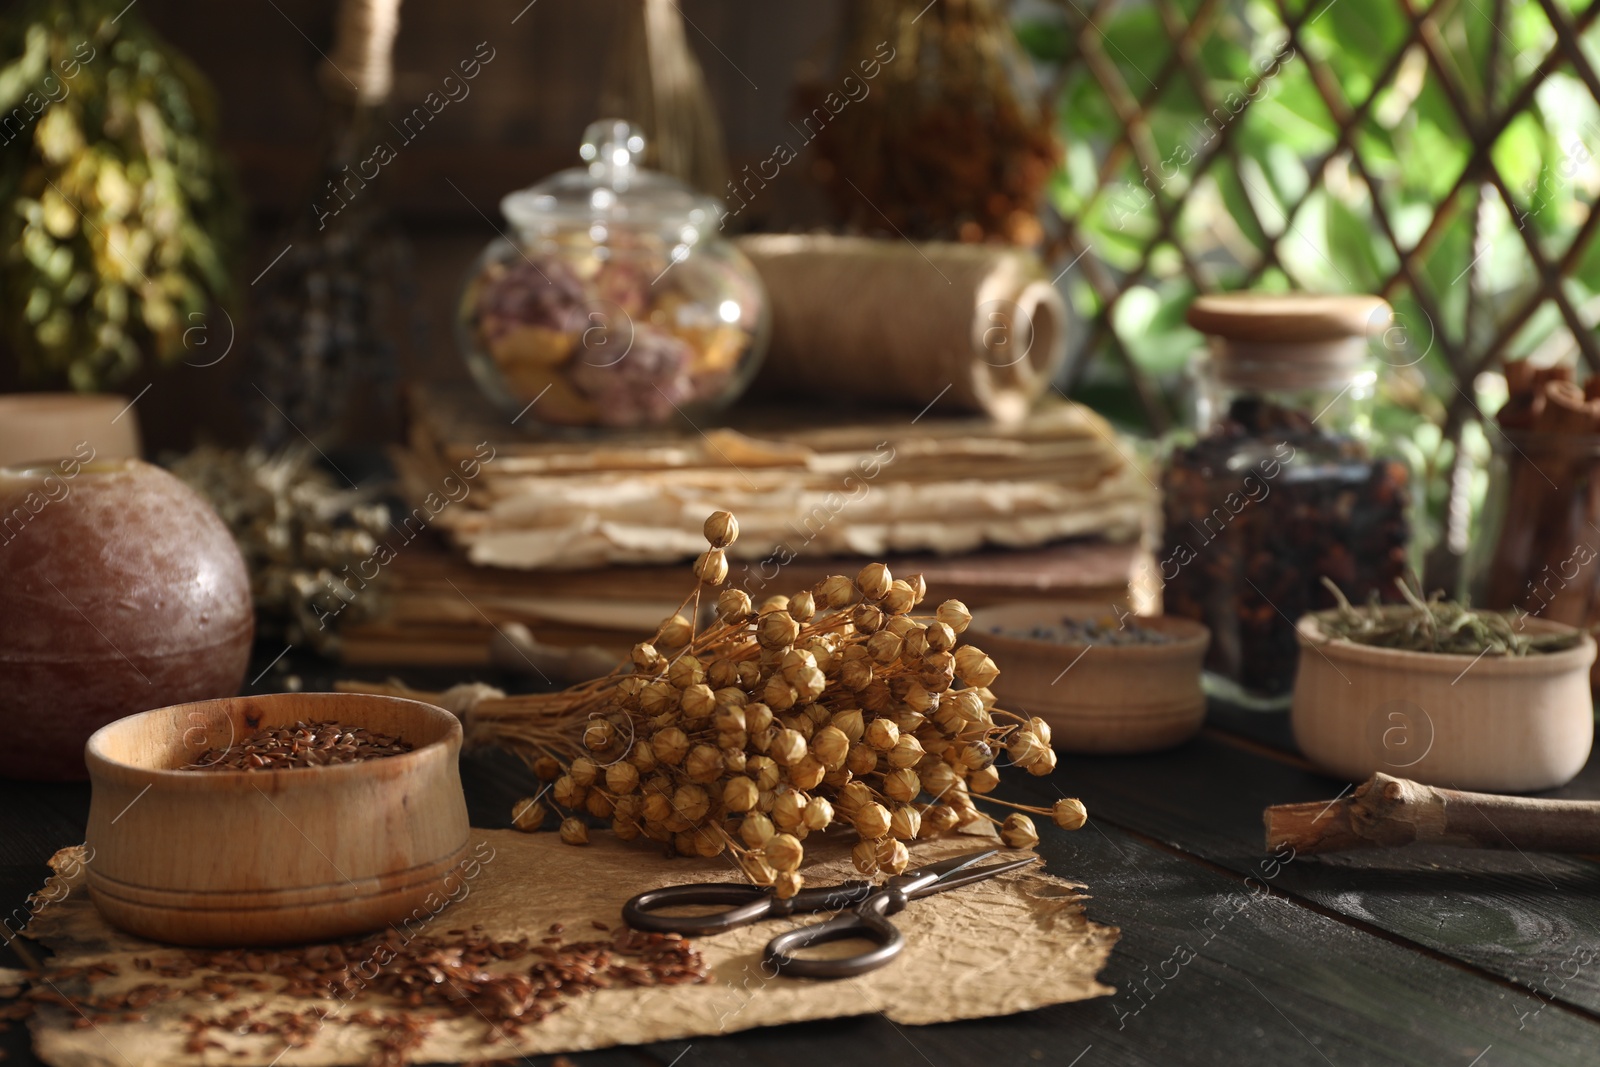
[580,119,648,192]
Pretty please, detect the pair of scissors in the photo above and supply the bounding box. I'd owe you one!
[621,848,1036,979]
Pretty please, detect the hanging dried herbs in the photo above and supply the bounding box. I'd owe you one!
[804,0,1059,246]
[0,0,241,390]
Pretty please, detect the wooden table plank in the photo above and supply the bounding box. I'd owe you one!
[1042,723,1600,1023]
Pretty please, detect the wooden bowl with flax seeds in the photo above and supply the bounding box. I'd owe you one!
[84,692,469,946]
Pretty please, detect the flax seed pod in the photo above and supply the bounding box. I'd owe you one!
[831,708,865,743]
[853,802,891,839]
[612,815,641,841]
[758,611,800,650]
[923,804,961,834]
[789,754,826,790]
[552,775,583,808]
[954,646,1001,687]
[694,548,728,585]
[583,719,618,751]
[968,764,1001,794]
[1006,730,1047,771]
[857,563,892,600]
[865,718,899,751]
[881,580,916,616]
[851,838,879,875]
[737,705,769,739]
[846,743,879,776]
[657,614,693,649]
[748,755,780,790]
[718,588,753,623]
[810,726,850,771]
[740,853,777,887]
[889,805,922,841]
[724,776,759,813]
[1029,717,1054,748]
[559,817,590,845]
[788,590,816,621]
[920,761,960,798]
[803,797,834,831]
[888,735,925,770]
[772,789,806,831]
[704,510,739,548]
[667,656,705,689]
[818,574,856,608]
[642,793,673,824]
[1028,746,1059,777]
[654,727,690,766]
[511,798,547,832]
[586,791,614,819]
[740,811,776,848]
[876,838,909,874]
[764,676,799,712]
[883,767,921,803]
[936,600,972,633]
[673,784,710,823]
[1001,814,1039,849]
[836,780,873,815]
[569,756,599,787]
[532,755,562,781]
[685,744,724,783]
[680,684,716,722]
[632,642,666,674]
[924,621,956,653]
[774,871,804,900]
[628,740,659,773]
[903,626,930,661]
[851,604,886,634]
[765,833,804,872]
[605,761,640,795]
[769,728,807,767]
[1053,797,1088,830]
[867,630,904,664]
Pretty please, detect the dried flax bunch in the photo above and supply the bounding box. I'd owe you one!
[469,511,1087,899]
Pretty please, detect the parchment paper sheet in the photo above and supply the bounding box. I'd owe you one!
[22,830,1118,1066]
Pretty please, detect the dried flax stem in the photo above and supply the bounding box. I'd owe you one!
[1264,773,1600,855]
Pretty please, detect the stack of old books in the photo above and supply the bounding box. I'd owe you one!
[339,387,1153,667]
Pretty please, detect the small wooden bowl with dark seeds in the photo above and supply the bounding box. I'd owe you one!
[84,692,468,947]
[969,601,1211,754]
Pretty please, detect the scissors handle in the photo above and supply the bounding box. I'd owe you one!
[623,882,776,935]
[762,893,904,979]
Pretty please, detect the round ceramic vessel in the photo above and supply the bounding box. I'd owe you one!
[1292,611,1595,792]
[0,457,253,780]
[969,602,1210,754]
[84,692,470,946]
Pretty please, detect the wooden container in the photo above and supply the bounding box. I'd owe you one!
[970,602,1210,753]
[1292,611,1596,793]
[84,692,470,946]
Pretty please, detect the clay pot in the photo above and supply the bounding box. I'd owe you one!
[0,457,253,780]
[1292,610,1595,792]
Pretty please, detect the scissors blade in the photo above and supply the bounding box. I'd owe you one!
[904,849,999,882]
[907,855,1039,900]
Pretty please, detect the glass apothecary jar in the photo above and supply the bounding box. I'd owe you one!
[1159,293,1412,707]
[458,119,769,429]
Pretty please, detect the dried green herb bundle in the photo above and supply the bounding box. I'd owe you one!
[1316,578,1587,657]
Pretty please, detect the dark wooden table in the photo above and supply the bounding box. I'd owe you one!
[4,651,1598,1067]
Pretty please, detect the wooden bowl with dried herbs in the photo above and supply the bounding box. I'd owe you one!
[968,602,1210,754]
[1293,582,1596,793]
[83,692,470,946]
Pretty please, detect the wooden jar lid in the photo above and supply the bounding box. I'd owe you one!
[1186,292,1391,342]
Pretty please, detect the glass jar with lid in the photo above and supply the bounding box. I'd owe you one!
[1159,293,1413,706]
[457,119,769,429]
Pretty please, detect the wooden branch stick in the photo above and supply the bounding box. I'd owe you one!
[1264,773,1600,855]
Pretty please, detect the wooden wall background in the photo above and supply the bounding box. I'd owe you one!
[4,0,847,450]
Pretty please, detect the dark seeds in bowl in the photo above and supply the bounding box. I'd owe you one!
[988,617,1175,647]
[185,720,414,771]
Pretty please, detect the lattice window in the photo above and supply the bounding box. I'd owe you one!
[1023,0,1600,462]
